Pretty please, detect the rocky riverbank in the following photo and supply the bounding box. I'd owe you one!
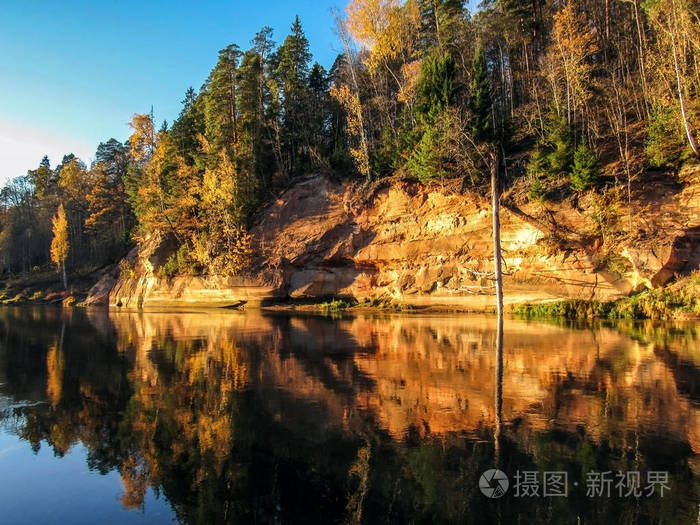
[78,166,700,315]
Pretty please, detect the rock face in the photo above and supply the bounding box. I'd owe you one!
[88,169,700,309]
[86,235,280,308]
[251,177,606,308]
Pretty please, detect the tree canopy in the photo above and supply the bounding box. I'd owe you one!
[1,2,699,280]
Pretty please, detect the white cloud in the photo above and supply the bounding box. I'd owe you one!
[0,121,94,185]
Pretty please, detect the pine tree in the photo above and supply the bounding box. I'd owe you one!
[471,41,492,143]
[570,144,601,191]
[406,124,448,183]
[545,111,573,175]
[237,50,266,192]
[417,0,463,52]
[205,44,242,155]
[307,62,330,163]
[275,16,312,177]
[415,52,457,124]
[170,88,206,165]
[27,156,56,200]
[527,148,550,201]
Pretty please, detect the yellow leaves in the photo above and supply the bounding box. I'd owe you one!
[46,344,64,407]
[346,0,420,75]
[644,0,700,105]
[202,149,236,213]
[547,1,599,122]
[346,0,397,50]
[133,135,173,238]
[196,413,232,470]
[84,167,117,231]
[50,204,69,268]
[175,157,199,210]
[330,84,371,178]
[331,85,361,137]
[57,158,88,202]
[128,113,157,162]
[194,148,253,275]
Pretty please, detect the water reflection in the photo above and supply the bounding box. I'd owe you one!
[0,307,698,524]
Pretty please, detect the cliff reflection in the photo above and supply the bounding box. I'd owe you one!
[0,307,698,524]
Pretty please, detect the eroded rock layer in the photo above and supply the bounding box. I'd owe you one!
[87,170,700,309]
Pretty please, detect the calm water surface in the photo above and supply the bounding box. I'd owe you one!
[0,307,698,524]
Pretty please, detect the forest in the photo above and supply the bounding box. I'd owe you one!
[1,0,698,283]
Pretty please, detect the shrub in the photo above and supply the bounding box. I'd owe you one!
[513,300,612,319]
[527,148,550,201]
[210,224,253,277]
[319,298,357,312]
[570,144,601,191]
[159,244,190,278]
[528,177,548,201]
[514,279,700,320]
[545,112,573,174]
[372,128,403,177]
[118,259,137,279]
[406,124,449,183]
[645,104,685,168]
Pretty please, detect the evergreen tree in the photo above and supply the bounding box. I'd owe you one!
[415,52,457,124]
[307,62,330,164]
[406,124,449,183]
[417,0,464,52]
[545,111,574,175]
[252,26,275,62]
[170,88,206,165]
[237,49,267,198]
[27,156,56,200]
[570,143,601,191]
[205,44,242,155]
[471,41,492,143]
[275,16,312,177]
[527,148,549,201]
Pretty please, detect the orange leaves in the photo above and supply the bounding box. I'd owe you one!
[398,60,422,103]
[46,344,64,407]
[128,113,158,162]
[550,2,598,120]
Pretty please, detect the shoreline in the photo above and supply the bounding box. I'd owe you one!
[2,291,698,321]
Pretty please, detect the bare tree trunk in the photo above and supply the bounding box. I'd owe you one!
[334,10,371,180]
[62,260,67,291]
[671,32,700,156]
[491,149,503,319]
[494,299,503,464]
[492,146,504,467]
[630,0,650,116]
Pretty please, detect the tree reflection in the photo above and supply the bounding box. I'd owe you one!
[0,307,697,524]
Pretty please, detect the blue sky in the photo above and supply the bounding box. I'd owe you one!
[0,0,347,182]
[1,1,478,184]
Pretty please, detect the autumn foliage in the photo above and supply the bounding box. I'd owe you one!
[1,1,699,280]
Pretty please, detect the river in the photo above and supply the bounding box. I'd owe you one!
[0,307,698,524]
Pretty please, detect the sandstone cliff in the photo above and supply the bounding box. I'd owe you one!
[87,167,700,310]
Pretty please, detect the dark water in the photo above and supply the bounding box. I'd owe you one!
[0,307,698,524]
